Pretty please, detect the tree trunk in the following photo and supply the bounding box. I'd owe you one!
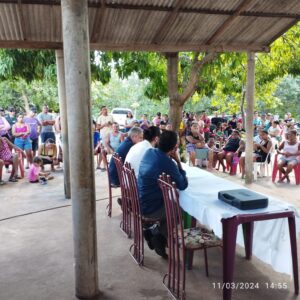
[166,52,182,131]
[240,89,246,127]
[166,52,216,132]
[169,99,183,132]
[21,90,30,114]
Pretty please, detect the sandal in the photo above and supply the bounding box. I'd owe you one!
[8,177,18,182]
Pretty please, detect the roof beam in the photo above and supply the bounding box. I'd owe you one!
[0,1,300,19]
[91,0,106,43]
[0,39,269,52]
[206,0,255,45]
[266,19,299,45]
[90,42,269,53]
[151,0,185,44]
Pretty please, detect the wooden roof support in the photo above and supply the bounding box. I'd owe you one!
[1,1,300,19]
[151,0,185,44]
[91,0,106,43]
[0,40,270,52]
[206,0,255,45]
[266,19,299,45]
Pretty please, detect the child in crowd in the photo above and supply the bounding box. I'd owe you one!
[28,156,54,184]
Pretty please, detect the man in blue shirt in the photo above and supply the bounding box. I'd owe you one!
[109,127,143,186]
[138,130,188,258]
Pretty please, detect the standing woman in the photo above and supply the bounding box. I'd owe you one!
[124,111,135,132]
[12,114,32,167]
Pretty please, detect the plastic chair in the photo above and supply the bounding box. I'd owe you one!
[195,148,208,167]
[253,151,272,181]
[123,162,160,265]
[272,154,300,185]
[158,174,222,300]
[112,153,131,237]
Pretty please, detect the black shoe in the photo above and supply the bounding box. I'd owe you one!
[117,198,122,207]
[151,235,168,259]
[144,229,154,250]
[111,183,120,188]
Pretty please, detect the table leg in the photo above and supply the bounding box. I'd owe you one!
[242,222,254,260]
[288,216,299,295]
[222,217,238,300]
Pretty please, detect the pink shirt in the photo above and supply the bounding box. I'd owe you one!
[28,164,40,182]
[0,137,12,161]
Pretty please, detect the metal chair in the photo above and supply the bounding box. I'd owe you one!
[101,148,114,217]
[158,174,222,300]
[123,162,160,265]
[112,153,131,237]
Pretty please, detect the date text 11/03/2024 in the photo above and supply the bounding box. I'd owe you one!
[212,282,288,290]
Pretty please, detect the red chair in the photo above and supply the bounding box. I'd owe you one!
[123,162,160,266]
[158,174,222,300]
[101,149,114,217]
[4,149,25,179]
[112,153,131,238]
[272,154,300,185]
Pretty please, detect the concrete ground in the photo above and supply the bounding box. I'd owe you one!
[0,165,300,300]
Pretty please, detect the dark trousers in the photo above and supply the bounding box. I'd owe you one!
[41,132,56,143]
[143,206,167,239]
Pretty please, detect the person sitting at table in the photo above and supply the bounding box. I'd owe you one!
[276,129,300,183]
[125,126,160,178]
[109,127,143,187]
[37,138,58,171]
[217,130,240,172]
[206,138,221,168]
[239,130,272,179]
[138,130,188,258]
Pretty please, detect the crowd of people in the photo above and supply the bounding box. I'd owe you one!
[1,103,299,257]
[0,105,60,185]
[91,106,299,257]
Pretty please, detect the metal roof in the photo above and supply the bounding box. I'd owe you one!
[0,0,299,52]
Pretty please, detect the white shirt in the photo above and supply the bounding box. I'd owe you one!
[97,114,113,137]
[125,140,152,178]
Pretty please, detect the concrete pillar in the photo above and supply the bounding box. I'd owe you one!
[245,52,255,184]
[61,1,99,298]
[55,50,71,199]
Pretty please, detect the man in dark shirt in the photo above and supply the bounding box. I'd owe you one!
[138,130,188,258]
[109,127,143,186]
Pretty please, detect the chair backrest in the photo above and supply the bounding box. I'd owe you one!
[158,173,185,298]
[195,148,208,160]
[123,161,141,220]
[112,152,125,191]
[101,148,111,182]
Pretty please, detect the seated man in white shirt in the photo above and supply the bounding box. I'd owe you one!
[125,126,161,177]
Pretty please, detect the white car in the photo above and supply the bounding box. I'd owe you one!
[111,108,133,127]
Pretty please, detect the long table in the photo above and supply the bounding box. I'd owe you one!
[179,165,299,300]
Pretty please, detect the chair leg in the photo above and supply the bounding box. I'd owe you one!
[204,248,209,277]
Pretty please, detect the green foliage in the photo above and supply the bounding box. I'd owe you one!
[0,79,59,113]
[0,49,56,82]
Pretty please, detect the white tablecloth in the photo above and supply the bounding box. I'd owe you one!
[179,165,300,276]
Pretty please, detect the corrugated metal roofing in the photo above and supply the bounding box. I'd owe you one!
[0,0,299,52]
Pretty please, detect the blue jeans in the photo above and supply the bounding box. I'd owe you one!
[41,132,56,143]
